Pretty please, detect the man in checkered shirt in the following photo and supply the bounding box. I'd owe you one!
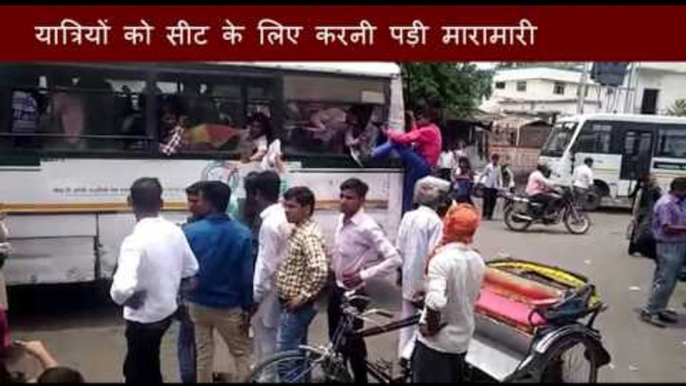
[274,186,328,381]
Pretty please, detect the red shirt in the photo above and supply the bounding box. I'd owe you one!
[388,123,442,167]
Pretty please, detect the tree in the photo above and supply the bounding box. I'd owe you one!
[667,98,686,117]
[400,63,493,120]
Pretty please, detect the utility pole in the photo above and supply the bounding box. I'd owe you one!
[577,62,591,114]
[625,62,639,114]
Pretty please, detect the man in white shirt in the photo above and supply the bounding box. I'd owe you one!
[572,157,595,203]
[413,204,486,383]
[396,176,449,362]
[479,153,502,220]
[250,171,293,381]
[329,178,402,384]
[110,177,199,384]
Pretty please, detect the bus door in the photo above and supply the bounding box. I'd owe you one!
[620,127,654,183]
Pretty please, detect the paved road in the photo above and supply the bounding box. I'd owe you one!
[6,210,686,382]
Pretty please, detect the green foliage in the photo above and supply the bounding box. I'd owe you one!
[400,63,493,120]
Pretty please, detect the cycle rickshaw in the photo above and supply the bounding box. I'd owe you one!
[248,258,612,383]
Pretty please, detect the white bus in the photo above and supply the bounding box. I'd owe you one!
[0,62,405,286]
[539,113,686,209]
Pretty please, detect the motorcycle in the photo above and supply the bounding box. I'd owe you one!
[502,186,591,235]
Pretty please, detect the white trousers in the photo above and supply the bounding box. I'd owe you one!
[252,319,278,382]
[398,299,420,361]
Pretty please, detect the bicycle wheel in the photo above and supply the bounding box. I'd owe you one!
[538,333,603,383]
[248,349,352,383]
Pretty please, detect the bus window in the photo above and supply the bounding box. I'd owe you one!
[0,66,150,153]
[154,77,273,156]
[282,74,387,156]
[573,122,613,154]
[540,121,576,157]
[656,126,686,158]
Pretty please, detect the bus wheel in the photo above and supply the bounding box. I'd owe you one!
[583,186,603,212]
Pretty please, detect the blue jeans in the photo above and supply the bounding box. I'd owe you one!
[276,302,317,382]
[371,141,431,214]
[176,305,196,383]
[644,242,686,314]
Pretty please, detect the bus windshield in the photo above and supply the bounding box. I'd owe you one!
[540,121,578,157]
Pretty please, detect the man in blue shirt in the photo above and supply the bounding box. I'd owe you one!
[184,181,254,383]
[176,181,206,384]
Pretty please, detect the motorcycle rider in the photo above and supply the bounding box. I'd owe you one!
[525,163,560,219]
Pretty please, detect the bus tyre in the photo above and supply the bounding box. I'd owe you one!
[583,187,602,212]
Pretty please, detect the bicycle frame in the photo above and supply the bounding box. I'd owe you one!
[318,296,421,384]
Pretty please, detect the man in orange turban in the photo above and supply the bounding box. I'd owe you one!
[413,203,486,383]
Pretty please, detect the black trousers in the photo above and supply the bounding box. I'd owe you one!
[530,193,558,216]
[482,188,498,219]
[327,285,368,384]
[123,315,173,384]
[412,340,466,383]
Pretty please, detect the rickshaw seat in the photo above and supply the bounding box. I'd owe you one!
[475,268,565,332]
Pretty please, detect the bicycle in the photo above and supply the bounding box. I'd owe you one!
[247,291,420,383]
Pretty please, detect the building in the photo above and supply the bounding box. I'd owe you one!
[489,115,551,174]
[482,63,686,118]
[619,62,686,115]
[481,67,605,117]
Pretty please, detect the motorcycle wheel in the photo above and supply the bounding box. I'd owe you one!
[564,207,591,235]
[504,208,532,232]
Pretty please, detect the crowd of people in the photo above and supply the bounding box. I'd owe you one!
[99,169,484,383]
[4,94,686,383]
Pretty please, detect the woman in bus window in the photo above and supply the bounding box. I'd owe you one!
[245,113,284,174]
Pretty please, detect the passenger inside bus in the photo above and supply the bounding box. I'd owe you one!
[158,98,186,156]
[285,102,380,155]
[10,74,40,148]
[244,112,283,172]
[344,104,379,163]
[75,75,118,148]
[48,75,86,149]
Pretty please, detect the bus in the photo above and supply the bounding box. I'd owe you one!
[538,113,686,210]
[0,62,405,286]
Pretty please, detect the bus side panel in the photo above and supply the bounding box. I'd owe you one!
[285,168,404,249]
[97,211,189,280]
[1,158,404,284]
[3,214,97,285]
[651,156,686,194]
